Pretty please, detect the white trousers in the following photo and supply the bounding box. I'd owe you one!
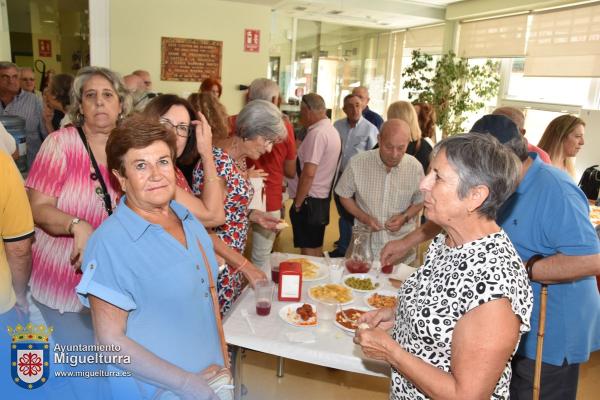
[250,210,281,267]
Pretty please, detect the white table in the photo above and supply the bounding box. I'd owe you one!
[223,256,412,398]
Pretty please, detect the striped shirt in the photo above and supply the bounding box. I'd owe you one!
[335,149,424,261]
[0,89,47,167]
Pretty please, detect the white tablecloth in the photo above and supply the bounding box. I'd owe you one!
[223,255,416,378]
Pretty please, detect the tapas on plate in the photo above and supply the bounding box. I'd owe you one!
[279,303,318,327]
[364,290,398,310]
[343,273,379,292]
[308,284,354,305]
[334,307,370,333]
[286,258,328,281]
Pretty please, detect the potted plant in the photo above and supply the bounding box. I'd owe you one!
[402,50,500,138]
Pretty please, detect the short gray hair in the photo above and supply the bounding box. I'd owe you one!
[248,78,280,102]
[431,133,520,220]
[301,93,325,112]
[69,66,133,126]
[0,61,18,71]
[502,135,529,162]
[237,99,286,142]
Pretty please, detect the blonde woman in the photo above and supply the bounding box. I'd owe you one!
[538,114,585,179]
[387,100,432,172]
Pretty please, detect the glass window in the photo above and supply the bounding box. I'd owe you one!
[506,58,592,106]
[6,0,89,91]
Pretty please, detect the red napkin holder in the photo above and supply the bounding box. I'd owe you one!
[278,261,302,301]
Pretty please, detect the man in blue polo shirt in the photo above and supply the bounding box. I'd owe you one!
[380,114,600,400]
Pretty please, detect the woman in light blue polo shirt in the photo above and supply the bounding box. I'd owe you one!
[77,115,226,399]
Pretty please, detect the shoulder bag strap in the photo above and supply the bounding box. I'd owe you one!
[77,126,113,216]
[196,239,231,370]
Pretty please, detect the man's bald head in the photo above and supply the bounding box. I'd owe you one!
[132,69,152,90]
[351,86,369,111]
[123,74,146,93]
[493,106,526,135]
[378,119,411,169]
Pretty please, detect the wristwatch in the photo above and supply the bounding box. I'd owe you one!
[68,218,81,235]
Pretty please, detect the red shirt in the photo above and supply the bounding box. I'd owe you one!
[527,142,551,164]
[232,114,297,212]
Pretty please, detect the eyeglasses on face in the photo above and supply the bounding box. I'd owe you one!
[159,117,191,138]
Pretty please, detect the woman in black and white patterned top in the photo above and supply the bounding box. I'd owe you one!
[355,133,533,399]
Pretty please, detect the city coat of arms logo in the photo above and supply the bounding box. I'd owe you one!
[8,323,53,390]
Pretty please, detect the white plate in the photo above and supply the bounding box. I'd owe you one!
[342,273,380,293]
[363,289,399,310]
[278,303,318,327]
[284,258,329,282]
[308,284,354,305]
[333,306,371,333]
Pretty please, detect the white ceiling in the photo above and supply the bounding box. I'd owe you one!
[222,0,463,29]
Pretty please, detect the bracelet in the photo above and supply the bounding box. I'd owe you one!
[526,254,544,280]
[236,259,249,272]
[205,176,221,184]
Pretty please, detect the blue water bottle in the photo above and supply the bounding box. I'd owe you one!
[0,115,27,172]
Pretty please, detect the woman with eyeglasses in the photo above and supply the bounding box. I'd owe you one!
[142,94,225,227]
[192,100,287,315]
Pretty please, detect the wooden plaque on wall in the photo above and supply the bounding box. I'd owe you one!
[161,37,222,82]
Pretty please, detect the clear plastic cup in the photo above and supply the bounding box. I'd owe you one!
[329,259,344,284]
[269,253,286,284]
[255,281,274,316]
[318,301,336,321]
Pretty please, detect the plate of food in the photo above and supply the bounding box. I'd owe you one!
[279,303,318,327]
[286,258,328,282]
[308,284,354,305]
[334,307,370,333]
[343,274,380,293]
[364,290,398,310]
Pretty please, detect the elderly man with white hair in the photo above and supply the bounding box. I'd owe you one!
[230,78,297,267]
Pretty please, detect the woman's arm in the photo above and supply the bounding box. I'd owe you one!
[89,295,219,400]
[27,188,94,268]
[355,298,520,400]
[210,233,267,288]
[175,185,225,228]
[192,112,225,224]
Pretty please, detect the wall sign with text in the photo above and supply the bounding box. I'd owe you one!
[161,37,222,82]
[244,29,260,52]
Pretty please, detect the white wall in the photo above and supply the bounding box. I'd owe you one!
[576,109,600,182]
[0,0,11,60]
[109,0,270,114]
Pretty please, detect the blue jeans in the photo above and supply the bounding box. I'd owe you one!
[334,194,354,254]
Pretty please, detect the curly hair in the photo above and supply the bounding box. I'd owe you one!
[199,77,222,98]
[413,102,436,140]
[187,92,230,140]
